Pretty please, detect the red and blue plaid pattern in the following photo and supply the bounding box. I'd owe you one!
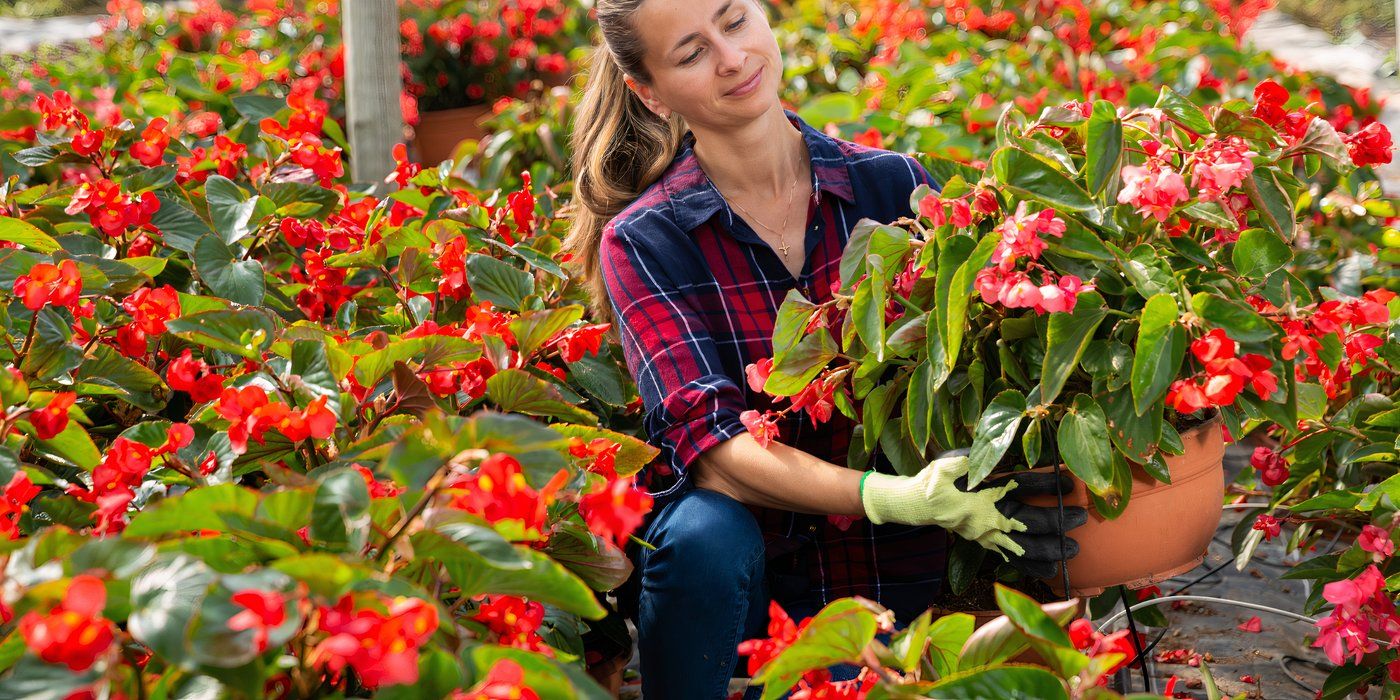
[601,110,950,609]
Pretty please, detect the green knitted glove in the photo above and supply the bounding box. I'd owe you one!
[859,454,1028,559]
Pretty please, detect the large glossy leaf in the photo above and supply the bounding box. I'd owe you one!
[204,175,272,245]
[166,309,279,360]
[466,254,533,311]
[128,554,219,664]
[510,306,585,359]
[308,468,370,551]
[1131,294,1184,414]
[74,344,168,413]
[968,390,1026,488]
[1191,292,1276,342]
[1245,168,1295,240]
[412,523,604,618]
[991,146,1096,213]
[150,194,213,253]
[1084,100,1122,196]
[0,216,60,253]
[851,253,889,361]
[193,234,265,305]
[20,307,83,380]
[353,336,481,387]
[924,612,976,678]
[1153,85,1212,134]
[765,331,838,396]
[1039,291,1107,406]
[942,234,1000,371]
[290,339,340,416]
[754,599,879,699]
[486,368,597,424]
[959,599,1080,668]
[994,585,1071,646]
[1058,395,1114,495]
[1231,227,1292,280]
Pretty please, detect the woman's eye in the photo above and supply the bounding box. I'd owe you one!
[681,49,702,65]
[727,17,746,31]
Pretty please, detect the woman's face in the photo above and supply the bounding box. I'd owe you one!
[626,0,783,130]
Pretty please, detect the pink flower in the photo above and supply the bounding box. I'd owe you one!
[1236,616,1262,633]
[1251,514,1281,541]
[918,194,946,226]
[1322,566,1386,617]
[1191,137,1256,199]
[1359,525,1395,562]
[1000,276,1042,308]
[1117,162,1189,222]
[740,410,780,449]
[745,358,773,394]
[1314,612,1377,666]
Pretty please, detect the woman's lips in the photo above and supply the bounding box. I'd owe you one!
[727,65,763,97]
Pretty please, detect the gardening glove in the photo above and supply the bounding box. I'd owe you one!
[938,448,1090,580]
[859,452,1028,559]
[984,471,1089,580]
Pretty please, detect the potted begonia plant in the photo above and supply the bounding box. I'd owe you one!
[744,81,1390,602]
[398,0,579,164]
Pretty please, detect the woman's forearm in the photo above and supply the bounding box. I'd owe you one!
[691,433,866,516]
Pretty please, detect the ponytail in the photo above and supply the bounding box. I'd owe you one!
[563,11,684,328]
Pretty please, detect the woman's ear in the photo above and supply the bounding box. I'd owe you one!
[623,75,671,120]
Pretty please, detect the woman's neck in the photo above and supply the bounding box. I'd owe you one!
[690,107,809,202]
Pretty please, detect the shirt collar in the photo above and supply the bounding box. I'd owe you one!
[662,109,856,234]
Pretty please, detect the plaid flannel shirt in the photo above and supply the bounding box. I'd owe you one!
[601,109,950,610]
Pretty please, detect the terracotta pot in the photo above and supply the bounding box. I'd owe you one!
[1021,415,1226,597]
[411,103,493,165]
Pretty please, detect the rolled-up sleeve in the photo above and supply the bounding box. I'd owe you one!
[599,221,748,500]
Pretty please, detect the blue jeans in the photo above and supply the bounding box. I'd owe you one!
[619,488,895,700]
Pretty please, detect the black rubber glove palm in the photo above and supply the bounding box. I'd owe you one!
[940,449,1089,580]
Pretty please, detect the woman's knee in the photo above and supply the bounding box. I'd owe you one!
[644,487,765,584]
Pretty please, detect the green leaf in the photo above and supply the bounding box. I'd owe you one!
[193,234,265,305]
[74,344,168,413]
[852,253,889,361]
[204,175,268,245]
[309,468,370,551]
[510,306,585,359]
[28,411,100,471]
[1131,294,1184,414]
[466,254,533,311]
[1100,388,1161,464]
[991,146,1096,213]
[486,368,597,424]
[290,339,340,417]
[128,554,218,664]
[797,93,862,126]
[413,524,605,618]
[755,599,879,699]
[150,194,214,254]
[1058,395,1114,495]
[906,361,934,453]
[166,309,279,360]
[1232,228,1292,279]
[1319,664,1375,700]
[124,484,260,538]
[20,307,84,380]
[123,164,178,194]
[765,331,838,396]
[0,216,60,253]
[968,390,1026,488]
[353,336,481,388]
[1040,292,1107,406]
[958,598,1079,668]
[943,234,1001,371]
[1084,100,1122,196]
[1191,292,1276,342]
[994,584,1072,646]
[1245,168,1295,240]
[1153,85,1212,135]
[467,646,613,700]
[931,666,1069,699]
[924,612,975,678]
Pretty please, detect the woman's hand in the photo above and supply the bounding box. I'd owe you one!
[859,453,1029,557]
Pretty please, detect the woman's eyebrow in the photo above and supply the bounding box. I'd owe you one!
[670,0,735,54]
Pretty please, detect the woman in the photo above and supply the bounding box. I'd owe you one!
[563,0,1087,696]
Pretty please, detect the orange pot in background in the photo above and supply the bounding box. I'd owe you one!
[411,103,493,166]
[1022,415,1226,597]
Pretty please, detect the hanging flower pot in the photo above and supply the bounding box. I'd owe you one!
[1020,414,1226,596]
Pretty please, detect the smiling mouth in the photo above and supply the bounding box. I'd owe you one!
[728,66,763,95]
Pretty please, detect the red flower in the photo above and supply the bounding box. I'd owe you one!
[1236,616,1262,633]
[1249,447,1289,487]
[28,392,75,440]
[737,601,808,676]
[1252,80,1289,125]
[1345,122,1393,168]
[1,472,40,540]
[71,129,104,157]
[1252,514,1281,541]
[313,594,438,688]
[553,323,610,363]
[15,260,82,311]
[445,454,568,541]
[64,178,159,238]
[567,437,620,480]
[453,659,540,700]
[128,117,170,166]
[471,595,549,655]
[740,409,781,448]
[115,323,147,358]
[1358,525,1395,561]
[579,476,653,548]
[228,589,288,652]
[745,358,773,394]
[1067,618,1138,683]
[18,575,116,672]
[166,349,224,403]
[121,285,181,335]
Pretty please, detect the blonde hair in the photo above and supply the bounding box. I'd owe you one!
[563,0,685,327]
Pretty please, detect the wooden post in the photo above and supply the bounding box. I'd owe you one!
[342,0,404,194]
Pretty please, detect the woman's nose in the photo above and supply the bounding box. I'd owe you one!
[712,36,746,75]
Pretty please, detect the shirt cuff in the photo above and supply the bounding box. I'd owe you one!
[641,373,748,501]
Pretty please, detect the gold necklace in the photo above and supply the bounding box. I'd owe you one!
[720,178,801,262]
